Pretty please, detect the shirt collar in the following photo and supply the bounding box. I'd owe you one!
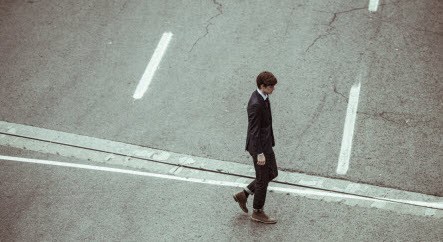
[257,88,268,100]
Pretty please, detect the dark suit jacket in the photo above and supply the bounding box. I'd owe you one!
[245,90,275,155]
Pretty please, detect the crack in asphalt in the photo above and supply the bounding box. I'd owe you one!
[189,0,223,52]
[305,7,366,52]
[358,111,439,129]
[305,34,329,52]
[333,82,348,103]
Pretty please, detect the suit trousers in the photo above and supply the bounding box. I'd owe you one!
[245,151,278,210]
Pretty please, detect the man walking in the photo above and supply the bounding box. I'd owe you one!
[233,71,278,224]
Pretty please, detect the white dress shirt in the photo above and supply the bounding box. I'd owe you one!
[257,88,268,100]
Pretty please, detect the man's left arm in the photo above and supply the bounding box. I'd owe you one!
[271,126,275,147]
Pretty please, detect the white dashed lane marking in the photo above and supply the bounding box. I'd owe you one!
[368,0,380,12]
[337,81,361,175]
[133,32,173,100]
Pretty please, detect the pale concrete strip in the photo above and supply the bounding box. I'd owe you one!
[0,121,441,208]
[0,154,441,218]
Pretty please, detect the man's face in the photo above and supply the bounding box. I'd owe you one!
[262,85,275,95]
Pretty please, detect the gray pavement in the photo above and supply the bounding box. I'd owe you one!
[1,148,442,242]
[0,0,442,240]
[0,0,441,196]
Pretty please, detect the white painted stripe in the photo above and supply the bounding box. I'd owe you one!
[133,32,173,99]
[0,155,243,188]
[1,155,442,210]
[337,81,361,175]
[368,0,380,12]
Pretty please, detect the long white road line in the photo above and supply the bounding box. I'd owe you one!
[0,155,242,187]
[133,32,173,100]
[337,81,361,175]
[1,155,442,211]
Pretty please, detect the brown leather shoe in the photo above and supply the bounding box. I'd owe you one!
[251,210,277,224]
[233,191,248,213]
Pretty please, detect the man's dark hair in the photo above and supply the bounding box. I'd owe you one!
[256,71,277,88]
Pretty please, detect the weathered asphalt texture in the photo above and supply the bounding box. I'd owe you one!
[0,0,441,197]
[1,147,442,242]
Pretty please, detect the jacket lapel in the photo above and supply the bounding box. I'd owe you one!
[255,90,266,106]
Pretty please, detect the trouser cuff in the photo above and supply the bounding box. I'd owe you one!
[244,187,254,195]
[253,208,264,213]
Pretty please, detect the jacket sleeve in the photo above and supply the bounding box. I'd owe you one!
[248,103,263,154]
[271,126,275,147]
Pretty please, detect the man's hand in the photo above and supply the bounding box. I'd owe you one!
[257,154,266,166]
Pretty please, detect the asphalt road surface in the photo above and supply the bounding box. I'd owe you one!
[1,148,442,241]
[1,0,441,196]
[0,0,442,241]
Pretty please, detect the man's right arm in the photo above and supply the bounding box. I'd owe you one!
[248,103,263,157]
